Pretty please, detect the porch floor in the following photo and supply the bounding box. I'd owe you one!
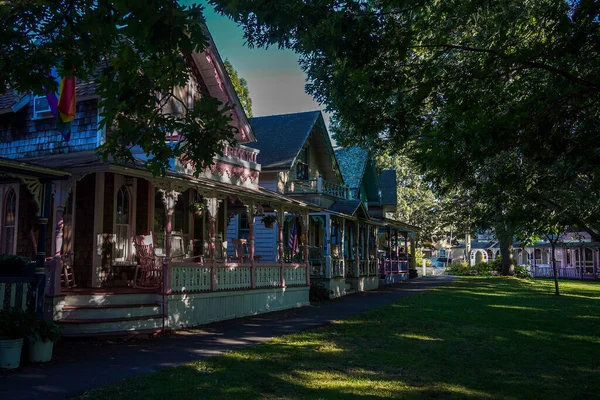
[61,287,160,295]
[0,277,454,400]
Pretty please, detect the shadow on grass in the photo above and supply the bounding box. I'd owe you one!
[78,278,600,400]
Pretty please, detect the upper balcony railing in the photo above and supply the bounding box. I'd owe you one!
[284,175,351,200]
[222,144,259,164]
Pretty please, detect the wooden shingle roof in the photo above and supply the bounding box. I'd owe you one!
[247,111,321,170]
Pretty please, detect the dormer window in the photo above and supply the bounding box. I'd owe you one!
[33,96,53,120]
[296,146,309,180]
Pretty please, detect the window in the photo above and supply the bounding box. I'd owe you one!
[115,185,131,261]
[3,188,17,254]
[296,147,309,180]
[32,96,53,120]
[239,213,250,240]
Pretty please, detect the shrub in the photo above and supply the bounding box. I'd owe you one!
[0,254,34,277]
[514,264,532,279]
[489,256,503,274]
[447,261,470,276]
[28,318,61,343]
[309,281,328,302]
[0,307,31,339]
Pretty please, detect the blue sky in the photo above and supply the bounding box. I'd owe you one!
[187,1,326,118]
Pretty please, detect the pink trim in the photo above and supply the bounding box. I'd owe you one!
[203,48,249,141]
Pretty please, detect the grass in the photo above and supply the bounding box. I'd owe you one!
[77,278,600,399]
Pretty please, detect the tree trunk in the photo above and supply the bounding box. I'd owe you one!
[551,242,560,296]
[498,234,514,276]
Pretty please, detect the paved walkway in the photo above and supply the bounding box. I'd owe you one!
[0,276,457,400]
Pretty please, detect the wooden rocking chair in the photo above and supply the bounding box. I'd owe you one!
[230,239,249,263]
[133,233,164,289]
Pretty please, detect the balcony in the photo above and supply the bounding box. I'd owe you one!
[284,175,350,200]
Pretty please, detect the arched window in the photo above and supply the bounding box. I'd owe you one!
[115,185,131,261]
[3,188,17,254]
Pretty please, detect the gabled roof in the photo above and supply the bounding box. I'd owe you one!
[328,200,370,219]
[247,111,321,170]
[334,147,369,189]
[379,170,397,206]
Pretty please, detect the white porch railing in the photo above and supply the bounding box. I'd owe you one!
[331,258,344,277]
[284,264,308,286]
[171,264,211,292]
[216,264,252,290]
[368,260,377,275]
[284,176,349,200]
[359,260,370,276]
[256,264,281,288]
[170,262,308,293]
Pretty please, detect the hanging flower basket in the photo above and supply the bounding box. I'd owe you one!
[189,202,207,217]
[261,215,277,229]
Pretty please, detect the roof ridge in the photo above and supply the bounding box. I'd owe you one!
[249,110,321,120]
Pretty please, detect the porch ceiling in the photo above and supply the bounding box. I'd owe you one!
[0,157,71,180]
[19,151,321,210]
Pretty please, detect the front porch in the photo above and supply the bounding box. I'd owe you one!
[40,166,314,336]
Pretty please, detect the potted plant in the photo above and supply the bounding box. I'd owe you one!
[0,255,34,277]
[189,201,207,217]
[261,215,278,229]
[0,307,29,369]
[27,318,61,363]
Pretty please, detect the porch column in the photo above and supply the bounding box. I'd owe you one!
[374,225,379,277]
[206,196,219,291]
[92,172,105,287]
[324,214,332,278]
[302,212,310,285]
[355,220,360,277]
[365,225,370,276]
[35,182,52,318]
[246,202,256,288]
[277,206,285,287]
[579,248,584,280]
[387,227,392,276]
[50,181,70,296]
[160,189,181,295]
[340,218,345,278]
[409,232,417,271]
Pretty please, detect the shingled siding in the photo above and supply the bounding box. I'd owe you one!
[136,179,149,235]
[0,99,99,159]
[102,173,115,234]
[74,174,95,287]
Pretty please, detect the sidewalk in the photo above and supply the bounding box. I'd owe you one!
[0,276,457,400]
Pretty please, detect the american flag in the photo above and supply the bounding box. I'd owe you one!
[288,221,299,256]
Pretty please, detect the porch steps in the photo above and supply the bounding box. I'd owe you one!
[56,303,161,320]
[57,292,159,306]
[58,315,164,337]
[54,292,163,337]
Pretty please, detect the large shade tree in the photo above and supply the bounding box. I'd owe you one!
[212,0,600,275]
[1,0,237,176]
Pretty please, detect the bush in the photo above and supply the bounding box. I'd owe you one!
[28,318,61,343]
[309,281,328,302]
[514,265,531,279]
[447,260,504,277]
[0,307,31,339]
[0,254,34,277]
[447,261,470,276]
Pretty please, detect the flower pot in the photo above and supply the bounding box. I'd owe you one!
[263,222,274,228]
[0,337,23,369]
[193,210,204,218]
[28,340,54,363]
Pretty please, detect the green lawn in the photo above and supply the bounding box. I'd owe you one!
[77,278,600,399]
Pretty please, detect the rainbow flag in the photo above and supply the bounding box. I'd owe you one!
[45,68,75,142]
